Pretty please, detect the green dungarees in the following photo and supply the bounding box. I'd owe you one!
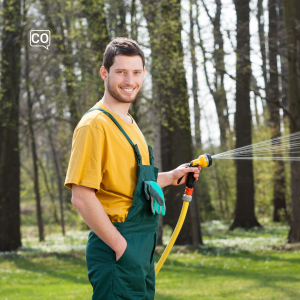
[85,108,159,300]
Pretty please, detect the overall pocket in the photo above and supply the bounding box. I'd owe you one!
[150,232,157,266]
[112,232,156,298]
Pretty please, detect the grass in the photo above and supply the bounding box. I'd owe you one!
[155,250,300,299]
[0,221,299,300]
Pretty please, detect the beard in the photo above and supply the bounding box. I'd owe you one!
[107,78,139,104]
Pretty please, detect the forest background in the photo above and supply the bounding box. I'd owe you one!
[0,0,300,252]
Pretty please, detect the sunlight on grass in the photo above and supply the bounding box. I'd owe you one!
[0,222,299,300]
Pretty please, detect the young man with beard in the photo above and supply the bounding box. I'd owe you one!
[65,37,200,300]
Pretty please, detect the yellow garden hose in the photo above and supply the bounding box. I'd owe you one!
[155,201,190,276]
[154,154,212,276]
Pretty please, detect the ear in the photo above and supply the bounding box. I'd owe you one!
[100,66,108,81]
[141,67,145,80]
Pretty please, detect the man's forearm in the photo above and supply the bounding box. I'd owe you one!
[71,184,126,258]
[157,171,174,188]
[157,164,200,188]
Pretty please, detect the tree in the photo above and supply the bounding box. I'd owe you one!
[81,0,110,99]
[198,0,230,149]
[0,0,22,251]
[257,0,269,101]
[189,0,214,221]
[278,0,289,111]
[40,0,80,129]
[230,0,261,230]
[141,0,203,246]
[268,0,287,222]
[284,0,300,242]
[190,0,201,149]
[25,11,44,241]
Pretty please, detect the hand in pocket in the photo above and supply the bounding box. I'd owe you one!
[115,237,127,261]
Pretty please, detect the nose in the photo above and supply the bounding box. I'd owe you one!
[124,72,134,86]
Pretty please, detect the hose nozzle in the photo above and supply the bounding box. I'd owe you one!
[190,153,212,168]
[177,154,212,186]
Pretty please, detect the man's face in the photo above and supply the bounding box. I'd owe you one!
[101,55,145,104]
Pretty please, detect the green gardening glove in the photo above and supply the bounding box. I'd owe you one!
[144,181,166,216]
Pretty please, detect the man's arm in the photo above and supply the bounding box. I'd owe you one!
[71,184,127,260]
[157,164,201,188]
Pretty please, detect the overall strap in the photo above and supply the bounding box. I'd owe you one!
[84,108,142,165]
[147,145,154,166]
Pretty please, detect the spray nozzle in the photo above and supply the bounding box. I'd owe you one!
[190,153,212,168]
[177,154,212,186]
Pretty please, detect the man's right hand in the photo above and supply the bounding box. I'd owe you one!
[115,236,127,261]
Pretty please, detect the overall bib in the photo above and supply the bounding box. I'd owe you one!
[85,108,159,300]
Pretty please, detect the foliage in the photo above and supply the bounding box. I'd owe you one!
[0,0,298,245]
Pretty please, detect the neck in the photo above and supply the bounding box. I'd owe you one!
[100,91,131,118]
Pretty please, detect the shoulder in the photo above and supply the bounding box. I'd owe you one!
[75,109,110,133]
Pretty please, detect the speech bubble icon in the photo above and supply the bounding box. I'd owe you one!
[30,30,51,50]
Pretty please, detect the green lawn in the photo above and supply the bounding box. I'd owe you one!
[0,222,299,300]
[155,250,300,300]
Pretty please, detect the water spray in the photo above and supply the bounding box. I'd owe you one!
[212,131,300,161]
[155,131,300,276]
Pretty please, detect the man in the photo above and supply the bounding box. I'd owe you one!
[65,37,200,300]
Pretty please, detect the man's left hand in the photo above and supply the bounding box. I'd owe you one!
[171,163,201,186]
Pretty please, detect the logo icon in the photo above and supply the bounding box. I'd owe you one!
[30,30,51,50]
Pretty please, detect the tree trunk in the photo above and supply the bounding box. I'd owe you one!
[278,0,289,111]
[268,0,287,222]
[190,0,213,225]
[40,0,79,129]
[152,112,163,245]
[0,0,22,252]
[115,0,127,37]
[82,0,109,99]
[257,0,269,101]
[25,28,44,241]
[284,0,300,243]
[38,158,59,224]
[251,75,261,127]
[197,0,230,149]
[190,0,201,149]
[141,0,203,245]
[47,127,66,235]
[212,0,230,149]
[130,0,138,41]
[230,0,261,230]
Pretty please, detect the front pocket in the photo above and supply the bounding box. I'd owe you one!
[112,232,156,295]
[113,236,145,293]
[150,232,157,266]
[115,242,129,265]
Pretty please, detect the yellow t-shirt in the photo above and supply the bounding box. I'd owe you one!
[64,101,150,222]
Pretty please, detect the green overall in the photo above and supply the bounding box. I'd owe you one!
[85,108,159,300]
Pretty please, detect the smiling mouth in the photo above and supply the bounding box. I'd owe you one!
[120,87,136,94]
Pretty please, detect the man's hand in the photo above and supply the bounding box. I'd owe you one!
[171,164,201,186]
[115,237,127,261]
[157,164,201,188]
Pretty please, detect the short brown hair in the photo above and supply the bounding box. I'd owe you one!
[103,37,145,72]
